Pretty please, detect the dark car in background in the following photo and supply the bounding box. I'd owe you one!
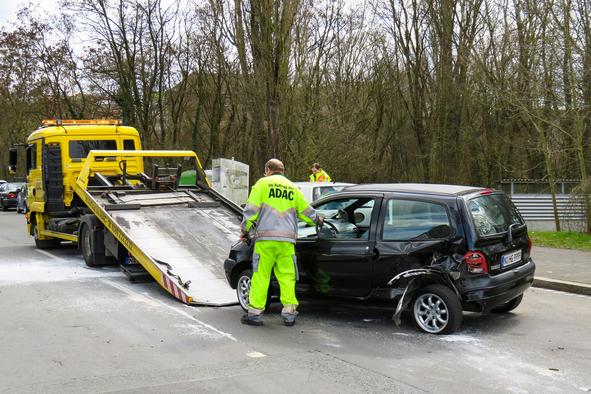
[224,184,535,334]
[0,182,25,211]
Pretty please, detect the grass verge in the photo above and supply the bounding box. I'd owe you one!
[529,231,591,251]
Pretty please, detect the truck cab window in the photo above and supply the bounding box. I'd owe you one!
[26,143,37,172]
[123,139,136,150]
[69,140,117,159]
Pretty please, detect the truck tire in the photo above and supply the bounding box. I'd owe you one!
[412,284,462,335]
[32,221,61,249]
[78,218,117,267]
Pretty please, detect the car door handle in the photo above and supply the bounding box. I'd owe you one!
[372,247,380,261]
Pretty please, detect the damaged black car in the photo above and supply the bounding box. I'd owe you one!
[224,184,535,334]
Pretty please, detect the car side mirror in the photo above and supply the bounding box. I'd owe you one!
[8,147,17,174]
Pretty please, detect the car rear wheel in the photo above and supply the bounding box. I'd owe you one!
[491,294,523,313]
[412,284,462,335]
[1,200,7,211]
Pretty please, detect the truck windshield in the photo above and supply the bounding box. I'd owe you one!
[69,140,117,159]
[468,193,524,237]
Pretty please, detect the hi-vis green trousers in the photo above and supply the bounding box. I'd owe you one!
[248,240,298,312]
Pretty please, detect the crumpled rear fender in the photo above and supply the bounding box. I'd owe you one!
[389,269,460,326]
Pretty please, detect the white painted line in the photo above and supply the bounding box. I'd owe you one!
[100,278,237,342]
[160,301,237,342]
[34,248,67,262]
[246,351,266,358]
[101,278,162,307]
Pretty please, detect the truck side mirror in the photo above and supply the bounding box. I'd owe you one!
[8,147,17,174]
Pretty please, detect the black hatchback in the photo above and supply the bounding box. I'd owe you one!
[224,184,535,334]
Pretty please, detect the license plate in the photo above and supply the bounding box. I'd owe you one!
[501,249,522,268]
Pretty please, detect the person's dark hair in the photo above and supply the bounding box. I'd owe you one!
[312,163,321,170]
[265,158,285,174]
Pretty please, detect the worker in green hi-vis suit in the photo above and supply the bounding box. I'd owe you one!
[240,158,323,327]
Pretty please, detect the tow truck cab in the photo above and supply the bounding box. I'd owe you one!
[10,119,142,246]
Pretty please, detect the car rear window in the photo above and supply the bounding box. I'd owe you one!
[468,193,524,237]
[382,199,451,241]
[69,140,117,159]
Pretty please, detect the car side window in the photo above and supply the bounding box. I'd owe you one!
[298,197,375,240]
[382,199,451,241]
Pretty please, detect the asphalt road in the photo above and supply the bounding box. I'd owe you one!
[1,210,590,393]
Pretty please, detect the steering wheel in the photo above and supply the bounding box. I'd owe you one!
[317,220,340,237]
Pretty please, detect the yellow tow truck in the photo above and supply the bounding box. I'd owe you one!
[8,119,242,305]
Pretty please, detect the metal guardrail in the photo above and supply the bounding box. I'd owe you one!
[511,194,586,221]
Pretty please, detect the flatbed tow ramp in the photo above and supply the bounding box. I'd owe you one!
[74,150,243,306]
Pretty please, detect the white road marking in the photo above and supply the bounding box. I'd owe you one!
[34,248,67,262]
[246,351,266,358]
[101,279,162,307]
[100,278,237,342]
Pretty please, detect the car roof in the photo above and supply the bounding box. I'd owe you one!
[343,183,486,196]
[293,182,354,187]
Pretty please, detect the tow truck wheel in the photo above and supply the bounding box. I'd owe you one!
[80,223,99,267]
[412,284,462,335]
[236,269,272,312]
[32,222,60,249]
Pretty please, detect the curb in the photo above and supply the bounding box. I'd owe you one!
[533,277,591,297]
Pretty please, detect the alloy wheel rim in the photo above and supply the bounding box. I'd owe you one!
[237,275,250,309]
[414,293,449,333]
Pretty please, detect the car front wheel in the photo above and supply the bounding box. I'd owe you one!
[412,284,462,335]
[236,269,252,312]
[236,268,272,312]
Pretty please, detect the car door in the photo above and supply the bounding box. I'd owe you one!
[373,197,456,288]
[296,194,382,297]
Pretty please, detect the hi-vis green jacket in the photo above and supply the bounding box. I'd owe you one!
[242,174,318,243]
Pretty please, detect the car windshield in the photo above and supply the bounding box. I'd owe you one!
[468,193,524,237]
[5,183,24,191]
[312,185,344,200]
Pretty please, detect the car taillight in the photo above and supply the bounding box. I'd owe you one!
[528,238,532,255]
[7,193,16,198]
[464,251,488,274]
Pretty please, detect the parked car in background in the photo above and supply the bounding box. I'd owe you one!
[294,182,354,202]
[0,182,25,211]
[225,183,535,335]
[16,184,27,214]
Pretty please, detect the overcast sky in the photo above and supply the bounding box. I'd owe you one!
[0,0,60,27]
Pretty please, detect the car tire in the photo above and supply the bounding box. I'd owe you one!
[1,200,7,211]
[412,284,462,335]
[491,294,523,313]
[236,269,272,312]
[32,222,60,249]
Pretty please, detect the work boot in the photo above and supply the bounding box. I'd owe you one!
[281,304,298,327]
[241,313,264,326]
[281,313,297,326]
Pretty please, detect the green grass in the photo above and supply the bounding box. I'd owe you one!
[529,231,591,251]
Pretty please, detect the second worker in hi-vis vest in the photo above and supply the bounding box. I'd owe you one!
[240,158,323,326]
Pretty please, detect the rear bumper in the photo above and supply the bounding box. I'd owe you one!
[1,198,17,207]
[459,258,536,312]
